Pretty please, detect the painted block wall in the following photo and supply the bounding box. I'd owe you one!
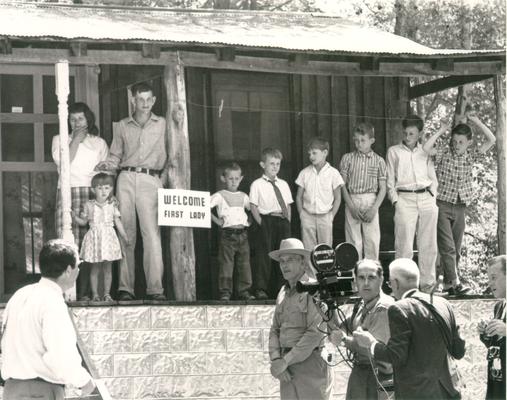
[0,299,497,399]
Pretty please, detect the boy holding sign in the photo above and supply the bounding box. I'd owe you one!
[211,163,255,301]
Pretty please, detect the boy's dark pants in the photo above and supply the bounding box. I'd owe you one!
[218,229,252,297]
[255,215,291,297]
[436,200,466,285]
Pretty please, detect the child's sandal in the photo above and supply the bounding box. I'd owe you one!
[91,295,101,302]
[103,294,113,302]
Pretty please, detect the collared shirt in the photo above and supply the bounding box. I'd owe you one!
[52,134,108,187]
[386,142,438,204]
[1,278,91,388]
[268,279,325,366]
[343,292,394,369]
[295,162,344,214]
[339,151,387,194]
[401,288,418,299]
[106,114,167,170]
[434,146,479,206]
[210,190,250,228]
[249,175,293,215]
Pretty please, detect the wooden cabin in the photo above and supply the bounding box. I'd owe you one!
[0,2,504,300]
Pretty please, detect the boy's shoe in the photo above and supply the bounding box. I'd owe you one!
[219,294,231,301]
[238,292,256,301]
[447,284,473,296]
[78,295,91,301]
[254,290,269,300]
[147,294,166,301]
[103,294,114,302]
[118,291,135,301]
[91,295,101,302]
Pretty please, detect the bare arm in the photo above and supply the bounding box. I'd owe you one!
[296,186,304,215]
[468,115,496,154]
[331,186,341,218]
[422,123,450,155]
[250,203,262,225]
[211,211,224,227]
[114,216,129,245]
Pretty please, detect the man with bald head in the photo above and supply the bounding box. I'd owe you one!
[354,258,466,400]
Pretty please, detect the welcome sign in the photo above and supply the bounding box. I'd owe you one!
[158,189,211,228]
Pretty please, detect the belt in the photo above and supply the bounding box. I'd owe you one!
[267,212,285,218]
[121,166,161,177]
[280,346,320,354]
[397,187,428,194]
[7,377,64,388]
[223,227,247,234]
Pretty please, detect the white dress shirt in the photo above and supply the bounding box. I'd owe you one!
[386,142,438,204]
[52,134,108,188]
[249,175,294,215]
[1,278,91,388]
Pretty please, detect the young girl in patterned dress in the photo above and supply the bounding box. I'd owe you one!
[74,173,129,302]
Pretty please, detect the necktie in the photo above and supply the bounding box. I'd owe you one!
[268,180,289,220]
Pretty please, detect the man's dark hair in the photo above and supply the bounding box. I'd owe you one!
[402,114,424,132]
[68,102,99,136]
[451,123,473,140]
[354,259,384,278]
[39,239,78,279]
[131,82,154,96]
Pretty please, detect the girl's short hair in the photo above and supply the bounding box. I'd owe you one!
[91,172,115,188]
[451,123,473,140]
[68,102,99,136]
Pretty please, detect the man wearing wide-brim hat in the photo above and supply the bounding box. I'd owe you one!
[268,238,332,400]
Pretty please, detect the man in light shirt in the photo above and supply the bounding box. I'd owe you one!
[1,239,95,400]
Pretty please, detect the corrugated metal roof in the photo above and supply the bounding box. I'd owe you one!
[0,1,504,57]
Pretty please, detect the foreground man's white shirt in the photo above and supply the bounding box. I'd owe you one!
[1,277,91,388]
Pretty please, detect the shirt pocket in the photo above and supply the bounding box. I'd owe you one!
[367,165,378,178]
[285,294,308,327]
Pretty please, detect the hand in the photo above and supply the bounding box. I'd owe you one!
[477,320,488,335]
[217,218,225,227]
[277,370,292,383]
[270,358,288,378]
[360,207,376,223]
[80,379,96,396]
[94,161,109,171]
[439,121,452,133]
[72,126,88,142]
[328,329,344,346]
[485,320,506,338]
[349,205,362,221]
[122,236,131,247]
[353,327,376,348]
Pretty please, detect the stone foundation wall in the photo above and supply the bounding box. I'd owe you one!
[0,299,498,399]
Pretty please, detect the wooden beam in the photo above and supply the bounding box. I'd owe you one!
[494,75,506,254]
[360,57,380,71]
[164,60,196,301]
[432,58,454,72]
[141,43,161,59]
[0,48,505,76]
[70,42,87,57]
[288,53,309,66]
[214,47,235,62]
[409,74,493,99]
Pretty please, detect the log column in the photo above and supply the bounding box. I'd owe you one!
[165,56,196,301]
[494,75,506,254]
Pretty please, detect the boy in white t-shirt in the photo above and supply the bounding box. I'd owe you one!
[211,162,255,301]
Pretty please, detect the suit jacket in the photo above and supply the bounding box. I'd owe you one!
[373,290,466,400]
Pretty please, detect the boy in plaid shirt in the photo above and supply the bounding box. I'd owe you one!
[423,111,496,295]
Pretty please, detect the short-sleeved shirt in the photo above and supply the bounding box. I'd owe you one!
[249,175,293,215]
[433,146,479,206]
[339,151,386,194]
[210,190,250,228]
[295,163,344,214]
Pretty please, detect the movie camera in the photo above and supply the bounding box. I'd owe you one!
[296,242,359,310]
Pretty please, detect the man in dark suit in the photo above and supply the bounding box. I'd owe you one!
[354,258,466,400]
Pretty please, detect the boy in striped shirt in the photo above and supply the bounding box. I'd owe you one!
[340,122,387,260]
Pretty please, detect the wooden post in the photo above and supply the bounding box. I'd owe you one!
[494,75,506,254]
[164,54,196,301]
[56,61,74,245]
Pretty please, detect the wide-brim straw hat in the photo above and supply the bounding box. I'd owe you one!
[269,238,311,261]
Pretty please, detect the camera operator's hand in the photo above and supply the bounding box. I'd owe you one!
[328,329,344,346]
[277,370,292,383]
[353,327,376,348]
[485,320,506,338]
[270,358,288,378]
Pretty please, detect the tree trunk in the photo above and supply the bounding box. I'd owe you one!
[165,58,196,301]
[454,2,473,125]
[493,75,506,254]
